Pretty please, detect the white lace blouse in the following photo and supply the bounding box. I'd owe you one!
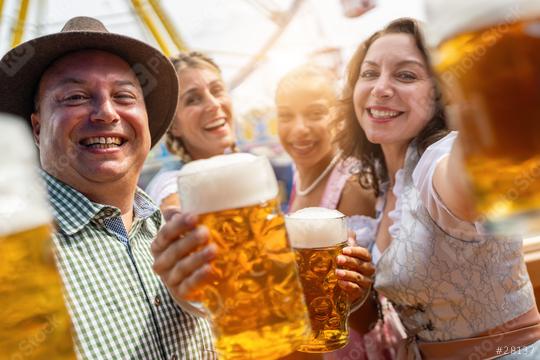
[374,132,535,342]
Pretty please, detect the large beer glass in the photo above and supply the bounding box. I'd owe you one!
[0,114,75,359]
[177,153,310,359]
[285,207,350,352]
[426,0,540,235]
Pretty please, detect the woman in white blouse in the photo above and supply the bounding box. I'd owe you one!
[335,18,540,359]
[146,52,236,210]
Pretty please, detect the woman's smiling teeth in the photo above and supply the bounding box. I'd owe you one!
[291,142,315,153]
[368,108,402,119]
[204,118,227,131]
[293,143,313,150]
[81,136,125,149]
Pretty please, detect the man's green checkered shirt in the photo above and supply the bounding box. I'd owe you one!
[43,171,216,359]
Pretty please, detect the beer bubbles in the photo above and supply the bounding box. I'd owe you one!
[286,207,351,352]
[0,115,50,234]
[177,153,311,359]
[0,114,76,359]
[426,0,540,235]
[178,153,278,214]
[286,207,348,248]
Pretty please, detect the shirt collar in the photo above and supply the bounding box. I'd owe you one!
[41,170,159,235]
[133,188,160,219]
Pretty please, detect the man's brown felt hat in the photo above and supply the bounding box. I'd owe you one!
[0,16,178,147]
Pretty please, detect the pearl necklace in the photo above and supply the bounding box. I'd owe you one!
[295,152,341,197]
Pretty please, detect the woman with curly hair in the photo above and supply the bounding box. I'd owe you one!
[335,18,540,359]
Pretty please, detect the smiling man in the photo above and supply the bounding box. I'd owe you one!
[0,17,215,359]
[32,50,151,231]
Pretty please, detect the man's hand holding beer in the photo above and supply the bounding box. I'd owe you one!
[152,208,217,303]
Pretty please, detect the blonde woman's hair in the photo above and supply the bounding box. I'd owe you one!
[165,51,236,162]
[275,64,339,101]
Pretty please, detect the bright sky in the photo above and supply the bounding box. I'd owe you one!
[0,0,426,111]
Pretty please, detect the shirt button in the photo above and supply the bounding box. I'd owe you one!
[154,295,161,306]
[103,209,114,217]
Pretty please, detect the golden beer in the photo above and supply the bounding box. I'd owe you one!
[0,226,75,360]
[286,208,350,352]
[294,243,349,352]
[0,114,75,359]
[428,0,540,234]
[178,154,310,360]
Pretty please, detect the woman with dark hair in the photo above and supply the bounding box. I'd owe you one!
[146,52,236,210]
[335,18,540,358]
[276,64,375,218]
[276,65,381,360]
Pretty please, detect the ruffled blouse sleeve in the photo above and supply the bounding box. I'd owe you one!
[348,215,378,249]
[412,131,487,241]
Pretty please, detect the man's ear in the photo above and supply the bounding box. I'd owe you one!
[30,112,41,146]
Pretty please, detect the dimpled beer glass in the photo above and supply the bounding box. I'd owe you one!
[285,208,350,352]
[426,0,540,235]
[177,153,310,359]
[0,114,76,359]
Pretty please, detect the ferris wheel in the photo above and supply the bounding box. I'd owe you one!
[0,0,383,89]
[0,0,312,90]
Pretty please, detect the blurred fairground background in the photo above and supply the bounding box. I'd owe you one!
[0,0,423,195]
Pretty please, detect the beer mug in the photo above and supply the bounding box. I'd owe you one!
[0,114,75,359]
[426,0,540,235]
[177,153,310,359]
[285,207,350,352]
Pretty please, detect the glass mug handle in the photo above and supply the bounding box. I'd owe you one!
[178,299,209,318]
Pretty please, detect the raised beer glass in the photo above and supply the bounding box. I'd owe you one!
[0,114,76,359]
[285,207,350,352]
[177,153,310,359]
[426,0,540,235]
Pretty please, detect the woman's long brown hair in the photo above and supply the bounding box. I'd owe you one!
[333,18,449,196]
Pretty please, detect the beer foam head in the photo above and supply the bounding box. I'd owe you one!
[425,0,540,47]
[0,114,51,236]
[177,153,279,214]
[285,207,347,248]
